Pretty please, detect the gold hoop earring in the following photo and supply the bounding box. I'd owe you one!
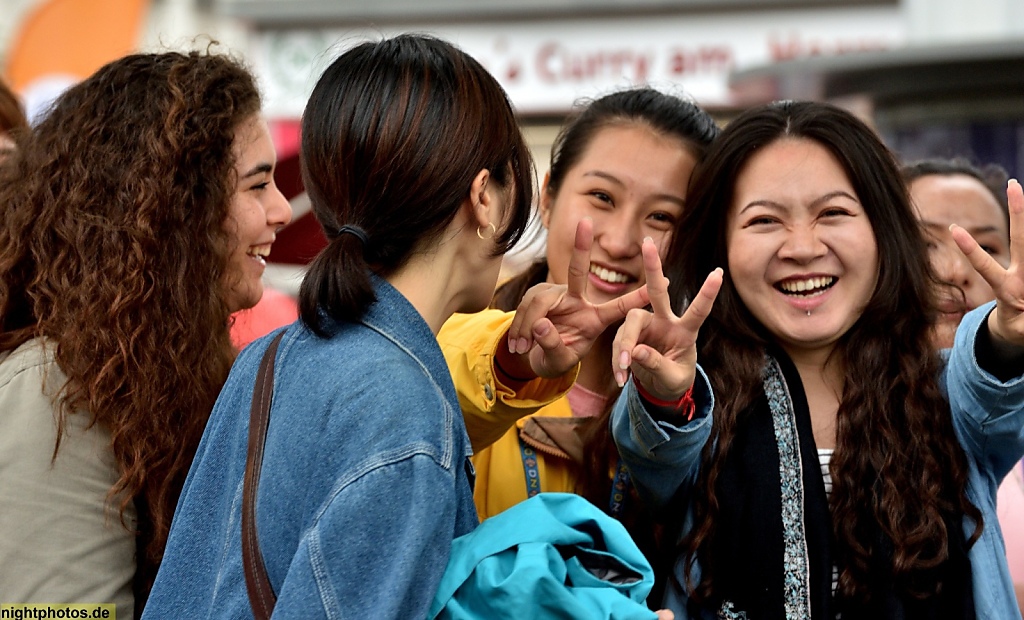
[476,222,496,240]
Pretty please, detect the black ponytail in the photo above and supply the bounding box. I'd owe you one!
[299,234,375,336]
[297,35,535,335]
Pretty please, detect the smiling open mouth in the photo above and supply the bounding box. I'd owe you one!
[247,245,271,265]
[590,264,633,284]
[776,276,836,297]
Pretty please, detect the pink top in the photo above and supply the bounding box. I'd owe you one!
[566,383,610,418]
[230,288,299,349]
[998,460,1024,584]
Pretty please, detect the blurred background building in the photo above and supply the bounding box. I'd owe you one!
[2,0,1022,283]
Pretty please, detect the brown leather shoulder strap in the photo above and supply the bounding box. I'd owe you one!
[242,331,285,620]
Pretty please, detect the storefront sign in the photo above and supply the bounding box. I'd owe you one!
[253,6,904,117]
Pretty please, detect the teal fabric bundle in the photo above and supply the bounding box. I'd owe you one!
[429,492,658,620]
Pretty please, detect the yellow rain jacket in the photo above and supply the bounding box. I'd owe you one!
[438,309,583,521]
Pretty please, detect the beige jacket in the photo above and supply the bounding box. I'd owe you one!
[0,339,135,617]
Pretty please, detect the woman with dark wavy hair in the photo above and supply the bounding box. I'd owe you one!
[0,51,291,617]
[609,101,1024,618]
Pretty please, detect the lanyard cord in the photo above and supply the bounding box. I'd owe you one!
[517,435,631,518]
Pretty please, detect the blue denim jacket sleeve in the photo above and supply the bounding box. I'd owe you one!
[940,301,1024,619]
[944,301,1024,484]
[271,456,458,619]
[611,366,715,509]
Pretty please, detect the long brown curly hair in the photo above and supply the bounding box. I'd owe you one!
[667,101,982,606]
[0,50,261,600]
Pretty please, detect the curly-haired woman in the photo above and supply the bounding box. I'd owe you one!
[0,50,291,618]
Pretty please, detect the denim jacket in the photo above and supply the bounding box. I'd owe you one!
[612,302,1024,619]
[144,277,478,619]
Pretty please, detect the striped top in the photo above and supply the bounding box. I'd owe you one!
[819,448,839,597]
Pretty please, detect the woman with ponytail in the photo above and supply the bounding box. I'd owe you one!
[438,89,717,592]
[144,34,534,619]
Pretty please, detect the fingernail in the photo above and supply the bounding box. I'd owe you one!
[534,322,549,337]
[643,236,653,244]
[634,347,648,362]
[517,338,530,354]
[618,351,631,370]
[508,338,516,354]
[615,371,625,387]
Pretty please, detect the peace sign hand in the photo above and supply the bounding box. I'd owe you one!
[611,237,723,401]
[951,179,1024,347]
[500,218,652,380]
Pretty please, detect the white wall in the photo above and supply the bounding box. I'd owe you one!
[903,0,1024,43]
[139,0,249,55]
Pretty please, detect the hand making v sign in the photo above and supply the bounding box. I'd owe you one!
[612,236,723,402]
[951,178,1024,349]
[497,217,653,381]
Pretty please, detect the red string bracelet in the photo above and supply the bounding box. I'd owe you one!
[633,378,696,421]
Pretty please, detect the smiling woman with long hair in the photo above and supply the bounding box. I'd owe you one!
[0,50,291,617]
[610,101,1024,619]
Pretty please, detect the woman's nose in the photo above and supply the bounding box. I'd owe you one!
[595,209,642,258]
[778,224,826,262]
[933,242,972,288]
[268,184,293,228]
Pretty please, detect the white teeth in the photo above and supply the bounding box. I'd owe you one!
[779,276,834,295]
[247,246,271,258]
[589,264,630,284]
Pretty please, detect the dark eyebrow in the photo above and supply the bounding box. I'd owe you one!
[739,199,783,215]
[739,190,859,215]
[810,191,859,208]
[241,163,273,179]
[582,170,625,187]
[582,170,685,208]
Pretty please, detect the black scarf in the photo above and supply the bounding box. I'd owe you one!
[703,352,975,620]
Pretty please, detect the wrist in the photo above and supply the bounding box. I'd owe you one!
[987,308,1024,349]
[633,377,695,421]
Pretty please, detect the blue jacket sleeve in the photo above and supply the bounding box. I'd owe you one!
[945,301,1024,484]
[611,365,715,509]
[270,455,458,620]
